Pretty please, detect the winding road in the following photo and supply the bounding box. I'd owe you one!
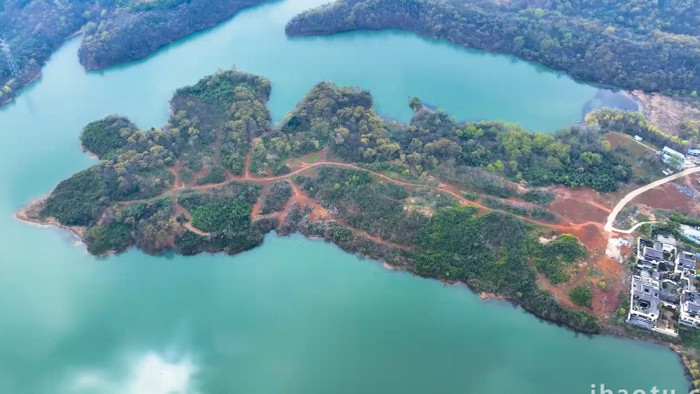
[126,144,698,238]
[604,166,700,233]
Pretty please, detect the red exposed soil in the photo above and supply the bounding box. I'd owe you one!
[189,166,209,187]
[633,182,696,213]
[528,219,626,318]
[287,183,331,222]
[535,234,624,318]
[113,145,638,320]
[540,185,625,318]
[593,256,626,316]
[168,161,184,190]
[548,186,611,225]
[550,198,609,225]
[604,132,627,148]
[571,223,608,251]
[503,197,537,209]
[243,147,253,179]
[250,197,264,221]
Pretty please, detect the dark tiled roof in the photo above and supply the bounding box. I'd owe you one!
[643,247,663,260]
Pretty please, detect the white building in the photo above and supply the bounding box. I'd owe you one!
[662,146,685,169]
[680,292,700,328]
[681,224,700,243]
[627,272,660,330]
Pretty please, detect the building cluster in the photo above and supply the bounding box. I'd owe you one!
[627,235,700,336]
[630,134,700,172]
[661,146,689,171]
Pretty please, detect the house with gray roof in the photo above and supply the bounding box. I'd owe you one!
[627,273,661,330]
[680,292,700,328]
[677,251,697,273]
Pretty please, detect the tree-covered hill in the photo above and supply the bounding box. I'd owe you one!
[0,0,269,105]
[37,68,638,239]
[277,87,632,192]
[78,0,268,69]
[286,0,700,98]
[22,69,659,334]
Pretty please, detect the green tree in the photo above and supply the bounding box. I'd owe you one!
[569,285,593,308]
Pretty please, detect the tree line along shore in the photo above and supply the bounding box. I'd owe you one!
[18,69,691,346]
[0,0,269,104]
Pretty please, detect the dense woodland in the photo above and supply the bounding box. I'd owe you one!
[78,0,267,69]
[170,70,271,181]
[0,0,267,104]
[586,108,689,150]
[175,182,269,255]
[276,87,632,192]
[0,0,87,103]
[5,0,700,106]
[42,70,271,227]
[286,0,700,97]
[31,69,649,333]
[295,167,599,332]
[40,69,639,253]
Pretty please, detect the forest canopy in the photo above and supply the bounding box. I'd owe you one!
[275,85,632,192]
[29,69,643,335]
[0,0,269,104]
[286,0,700,98]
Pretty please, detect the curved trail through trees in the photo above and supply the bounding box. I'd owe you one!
[604,166,700,233]
[118,149,616,242]
[180,159,571,228]
[243,146,253,179]
[173,196,211,236]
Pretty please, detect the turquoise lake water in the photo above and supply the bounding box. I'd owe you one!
[0,0,688,392]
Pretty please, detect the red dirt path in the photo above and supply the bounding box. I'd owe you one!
[128,146,650,320]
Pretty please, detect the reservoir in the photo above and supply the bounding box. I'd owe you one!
[0,0,685,392]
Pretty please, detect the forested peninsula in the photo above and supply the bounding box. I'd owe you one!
[0,0,268,105]
[21,69,651,335]
[286,0,700,98]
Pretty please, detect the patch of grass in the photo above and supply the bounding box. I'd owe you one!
[482,197,559,222]
[605,132,664,181]
[587,266,604,278]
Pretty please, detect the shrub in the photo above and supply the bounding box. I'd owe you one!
[569,285,593,308]
[260,180,293,214]
[196,166,227,185]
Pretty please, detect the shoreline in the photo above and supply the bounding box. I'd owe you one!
[621,90,643,113]
[628,90,700,136]
[0,71,43,109]
[327,227,696,390]
[249,223,700,388]
[13,199,697,388]
[15,198,85,241]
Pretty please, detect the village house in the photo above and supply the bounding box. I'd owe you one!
[661,146,686,170]
[627,237,700,336]
[628,272,660,330]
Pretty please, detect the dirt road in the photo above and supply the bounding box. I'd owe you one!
[604,166,700,233]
